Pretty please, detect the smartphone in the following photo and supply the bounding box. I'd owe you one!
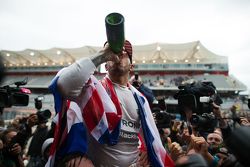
[135,74,138,80]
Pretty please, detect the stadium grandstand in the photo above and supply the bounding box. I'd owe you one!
[0,40,248,119]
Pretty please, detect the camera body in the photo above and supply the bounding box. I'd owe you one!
[174,81,223,133]
[152,106,177,128]
[190,113,217,133]
[7,127,27,149]
[35,96,43,110]
[151,97,181,128]
[34,96,51,124]
[174,81,222,114]
[36,109,51,124]
[0,79,30,108]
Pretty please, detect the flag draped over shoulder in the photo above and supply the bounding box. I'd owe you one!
[46,75,122,167]
[130,86,174,167]
[46,75,174,167]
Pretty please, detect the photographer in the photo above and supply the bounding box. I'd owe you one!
[212,103,249,167]
[27,96,51,167]
[0,113,37,167]
[174,81,223,137]
[1,128,24,167]
[10,114,38,147]
[129,74,155,105]
[27,112,50,167]
[172,81,230,166]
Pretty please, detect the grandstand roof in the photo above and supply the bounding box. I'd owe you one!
[133,41,227,64]
[0,41,227,67]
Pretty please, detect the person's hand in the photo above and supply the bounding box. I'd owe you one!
[102,43,120,63]
[27,113,38,127]
[212,102,227,128]
[9,143,22,155]
[181,127,191,144]
[216,152,228,166]
[66,156,94,167]
[189,135,208,156]
[188,135,214,164]
[172,120,182,132]
[167,137,184,162]
[136,151,150,167]
[240,117,250,126]
[212,102,222,118]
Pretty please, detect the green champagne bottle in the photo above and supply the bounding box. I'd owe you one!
[105,12,125,53]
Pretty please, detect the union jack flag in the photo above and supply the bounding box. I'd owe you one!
[46,75,174,167]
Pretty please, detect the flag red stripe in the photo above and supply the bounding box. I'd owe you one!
[83,88,104,131]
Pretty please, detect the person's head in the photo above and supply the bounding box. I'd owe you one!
[1,128,17,146]
[206,132,223,148]
[214,128,222,137]
[41,138,54,160]
[105,40,133,77]
[159,128,171,141]
[230,105,237,113]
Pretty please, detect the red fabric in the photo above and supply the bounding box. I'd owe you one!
[124,40,132,62]
[104,40,133,62]
[101,77,122,130]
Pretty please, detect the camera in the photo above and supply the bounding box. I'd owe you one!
[174,81,223,134]
[190,113,217,133]
[35,96,43,110]
[36,109,51,124]
[199,96,213,103]
[8,128,28,149]
[174,81,223,114]
[0,78,30,108]
[151,98,180,128]
[132,73,140,88]
[152,107,177,128]
[34,96,51,124]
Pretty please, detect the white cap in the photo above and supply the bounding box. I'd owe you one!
[41,138,54,157]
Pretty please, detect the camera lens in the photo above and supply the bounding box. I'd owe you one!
[190,115,200,125]
[37,109,51,123]
[43,109,52,119]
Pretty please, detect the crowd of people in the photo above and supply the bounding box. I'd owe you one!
[0,40,250,167]
[0,99,249,166]
[0,112,53,167]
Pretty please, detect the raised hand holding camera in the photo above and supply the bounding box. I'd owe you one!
[174,81,223,135]
[34,96,51,124]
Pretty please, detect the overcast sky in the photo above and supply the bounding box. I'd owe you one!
[0,0,250,92]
